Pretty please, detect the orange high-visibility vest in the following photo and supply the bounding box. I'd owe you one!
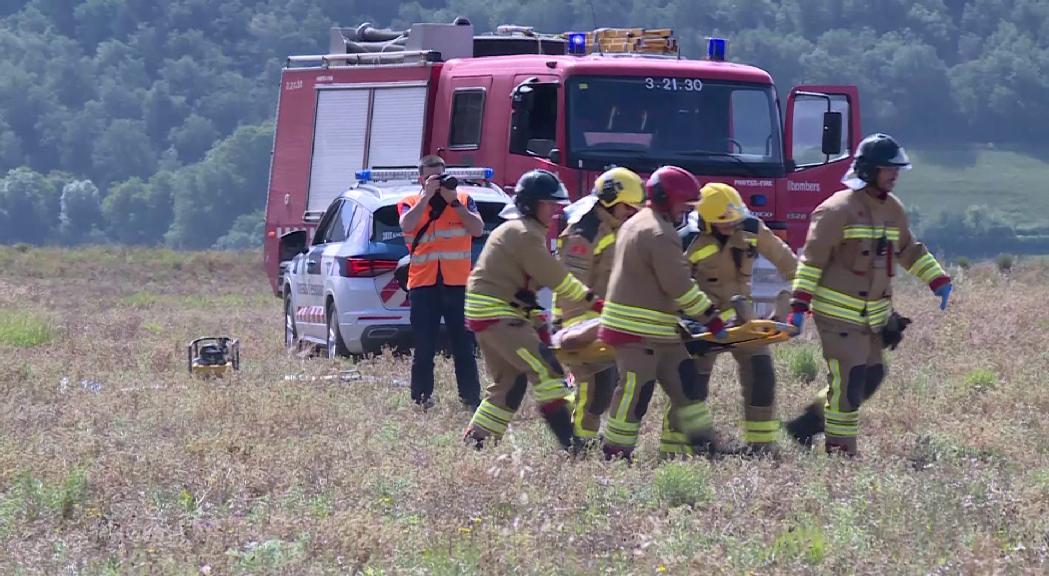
[399,190,474,289]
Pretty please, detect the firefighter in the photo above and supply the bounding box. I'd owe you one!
[553,167,645,448]
[784,133,953,456]
[658,183,799,458]
[598,165,728,460]
[463,169,602,450]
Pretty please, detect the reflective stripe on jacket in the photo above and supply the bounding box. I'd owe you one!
[399,190,474,289]
[467,217,590,322]
[601,207,717,343]
[684,216,797,312]
[791,188,948,331]
[554,206,621,328]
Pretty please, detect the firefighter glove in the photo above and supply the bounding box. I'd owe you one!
[537,324,552,347]
[933,282,952,311]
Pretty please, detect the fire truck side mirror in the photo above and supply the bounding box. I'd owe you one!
[510,85,535,155]
[512,85,536,111]
[821,111,843,157]
[280,230,309,261]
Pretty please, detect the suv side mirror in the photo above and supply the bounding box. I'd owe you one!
[821,111,843,156]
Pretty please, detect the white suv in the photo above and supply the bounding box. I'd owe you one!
[282,169,511,357]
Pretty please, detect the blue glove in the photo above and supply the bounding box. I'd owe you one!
[706,317,729,340]
[933,282,952,311]
[788,311,806,335]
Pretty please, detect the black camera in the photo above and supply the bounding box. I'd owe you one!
[438,174,459,189]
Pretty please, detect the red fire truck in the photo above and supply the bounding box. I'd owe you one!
[264,20,860,295]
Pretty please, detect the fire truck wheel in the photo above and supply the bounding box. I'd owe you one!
[327,305,350,359]
[284,293,298,352]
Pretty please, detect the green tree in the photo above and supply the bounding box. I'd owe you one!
[0,118,25,171]
[214,209,265,249]
[102,177,153,244]
[59,179,103,244]
[0,167,59,244]
[169,113,219,163]
[166,122,273,249]
[91,119,157,185]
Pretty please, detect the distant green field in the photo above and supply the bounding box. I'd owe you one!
[900,147,1049,229]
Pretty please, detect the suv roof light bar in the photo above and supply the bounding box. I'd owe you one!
[355,167,495,182]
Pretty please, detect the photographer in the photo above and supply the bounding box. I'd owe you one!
[398,155,484,410]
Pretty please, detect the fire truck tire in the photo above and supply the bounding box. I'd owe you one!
[284,292,298,352]
[326,304,350,359]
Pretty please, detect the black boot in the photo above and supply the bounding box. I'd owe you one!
[571,435,600,457]
[540,401,576,450]
[785,404,824,447]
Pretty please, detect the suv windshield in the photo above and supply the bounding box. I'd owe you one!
[567,75,785,177]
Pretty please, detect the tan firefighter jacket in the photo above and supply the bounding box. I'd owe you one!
[601,207,719,342]
[686,216,798,324]
[466,217,590,322]
[791,187,949,332]
[553,206,622,328]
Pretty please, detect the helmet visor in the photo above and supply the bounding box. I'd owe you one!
[887,146,912,168]
[498,203,523,220]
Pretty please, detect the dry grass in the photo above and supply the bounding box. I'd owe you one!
[1,246,1047,575]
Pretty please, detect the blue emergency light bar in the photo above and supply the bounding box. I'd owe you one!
[355,167,494,182]
[707,37,726,61]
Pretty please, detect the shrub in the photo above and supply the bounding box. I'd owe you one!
[0,311,52,347]
[964,368,997,392]
[995,253,1014,273]
[787,346,820,383]
[655,462,713,508]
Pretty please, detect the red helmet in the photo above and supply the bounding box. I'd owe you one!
[645,166,701,207]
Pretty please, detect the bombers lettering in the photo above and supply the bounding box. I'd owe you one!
[787,181,821,192]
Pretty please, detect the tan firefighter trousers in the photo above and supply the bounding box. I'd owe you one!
[602,341,714,454]
[567,361,616,440]
[815,317,885,454]
[468,318,572,439]
[660,345,780,456]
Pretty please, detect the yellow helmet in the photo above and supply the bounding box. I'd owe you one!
[593,167,645,208]
[697,182,747,229]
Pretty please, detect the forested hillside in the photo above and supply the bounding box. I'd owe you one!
[1,0,1048,249]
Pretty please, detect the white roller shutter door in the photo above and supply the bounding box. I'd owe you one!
[306,89,369,213]
[368,86,428,168]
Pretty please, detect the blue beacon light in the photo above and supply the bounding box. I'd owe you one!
[567,32,587,55]
[707,37,726,61]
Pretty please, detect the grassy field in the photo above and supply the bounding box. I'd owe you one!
[902,147,1049,230]
[1,246,1048,574]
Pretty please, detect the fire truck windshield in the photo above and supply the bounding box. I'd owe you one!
[567,76,785,177]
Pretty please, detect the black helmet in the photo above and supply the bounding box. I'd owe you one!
[513,169,569,216]
[843,133,911,189]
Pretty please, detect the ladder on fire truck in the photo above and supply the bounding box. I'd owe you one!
[286,18,680,69]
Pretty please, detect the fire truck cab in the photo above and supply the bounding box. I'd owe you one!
[264,19,861,297]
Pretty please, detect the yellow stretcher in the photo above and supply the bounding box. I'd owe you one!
[552,319,798,365]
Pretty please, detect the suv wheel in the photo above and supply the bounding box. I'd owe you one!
[326,305,349,359]
[284,293,298,351]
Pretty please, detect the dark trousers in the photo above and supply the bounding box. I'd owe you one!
[409,284,480,404]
